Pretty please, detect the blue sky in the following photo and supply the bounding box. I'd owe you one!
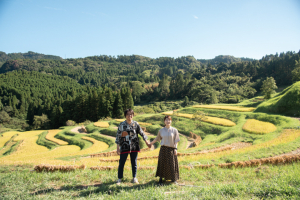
[0,0,299,59]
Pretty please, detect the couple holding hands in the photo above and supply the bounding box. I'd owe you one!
[115,109,180,185]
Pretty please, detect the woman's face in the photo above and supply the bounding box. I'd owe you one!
[164,118,172,126]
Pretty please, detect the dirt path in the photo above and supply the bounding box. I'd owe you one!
[70,126,87,134]
[179,133,195,149]
[281,147,300,156]
[291,117,300,122]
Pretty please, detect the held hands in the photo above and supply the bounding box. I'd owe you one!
[146,141,152,149]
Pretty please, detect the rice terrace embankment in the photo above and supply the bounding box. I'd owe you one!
[1,82,300,199]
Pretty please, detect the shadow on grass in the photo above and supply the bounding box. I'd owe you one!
[30,180,161,197]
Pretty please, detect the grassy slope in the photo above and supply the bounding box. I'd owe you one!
[1,163,300,199]
[255,81,300,116]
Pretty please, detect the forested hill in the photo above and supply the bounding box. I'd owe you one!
[198,55,255,66]
[0,50,299,130]
[0,51,62,66]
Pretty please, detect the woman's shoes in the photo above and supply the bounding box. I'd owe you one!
[158,177,163,186]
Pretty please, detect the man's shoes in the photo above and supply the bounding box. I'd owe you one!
[116,179,122,185]
[131,177,139,184]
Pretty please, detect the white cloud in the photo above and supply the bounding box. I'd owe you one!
[193,15,198,19]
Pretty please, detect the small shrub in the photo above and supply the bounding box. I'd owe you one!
[66,120,76,126]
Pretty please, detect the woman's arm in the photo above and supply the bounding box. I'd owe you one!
[149,131,161,147]
[174,142,178,155]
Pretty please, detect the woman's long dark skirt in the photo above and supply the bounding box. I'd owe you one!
[155,146,179,182]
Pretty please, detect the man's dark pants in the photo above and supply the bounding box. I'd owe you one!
[118,152,138,179]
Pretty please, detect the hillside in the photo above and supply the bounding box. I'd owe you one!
[198,55,255,66]
[0,50,300,131]
[0,51,62,63]
[255,81,300,116]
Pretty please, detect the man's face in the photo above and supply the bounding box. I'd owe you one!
[126,113,133,121]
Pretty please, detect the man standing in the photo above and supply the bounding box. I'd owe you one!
[115,108,150,184]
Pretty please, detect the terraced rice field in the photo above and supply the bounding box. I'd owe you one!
[0,131,18,148]
[0,104,299,175]
[94,121,110,128]
[46,130,68,145]
[193,105,256,112]
[162,111,236,126]
[242,119,277,134]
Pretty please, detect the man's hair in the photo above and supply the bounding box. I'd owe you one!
[124,108,134,117]
[164,115,172,121]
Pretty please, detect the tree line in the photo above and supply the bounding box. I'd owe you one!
[0,50,299,130]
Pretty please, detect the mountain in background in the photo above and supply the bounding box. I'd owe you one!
[0,51,255,65]
[198,55,255,66]
[0,51,62,63]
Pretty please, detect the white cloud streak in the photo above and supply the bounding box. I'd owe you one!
[193,15,198,19]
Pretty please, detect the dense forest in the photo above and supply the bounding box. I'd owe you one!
[0,50,299,130]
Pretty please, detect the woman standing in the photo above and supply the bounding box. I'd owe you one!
[149,115,180,185]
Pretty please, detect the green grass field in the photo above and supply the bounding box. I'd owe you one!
[1,163,300,199]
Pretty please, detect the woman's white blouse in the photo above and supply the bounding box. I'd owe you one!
[155,127,180,148]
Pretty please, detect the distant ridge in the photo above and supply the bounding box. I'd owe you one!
[0,51,62,62]
[198,55,255,66]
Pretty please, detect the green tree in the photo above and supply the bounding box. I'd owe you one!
[261,77,278,99]
[182,96,189,107]
[192,110,207,128]
[33,114,50,129]
[113,91,123,118]
[210,90,219,104]
[292,60,300,82]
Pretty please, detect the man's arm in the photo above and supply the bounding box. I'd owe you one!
[115,123,122,154]
[136,122,150,147]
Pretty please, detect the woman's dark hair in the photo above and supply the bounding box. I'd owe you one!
[124,108,134,117]
[164,115,172,121]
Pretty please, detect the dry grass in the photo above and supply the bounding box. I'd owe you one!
[161,111,174,115]
[242,119,277,134]
[46,130,68,145]
[177,129,300,163]
[34,164,86,172]
[189,132,202,147]
[137,122,152,126]
[13,130,45,141]
[114,120,151,126]
[91,147,150,158]
[193,105,256,112]
[0,131,18,148]
[2,129,299,169]
[70,136,109,156]
[162,112,236,127]
[0,134,81,166]
[94,121,110,128]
